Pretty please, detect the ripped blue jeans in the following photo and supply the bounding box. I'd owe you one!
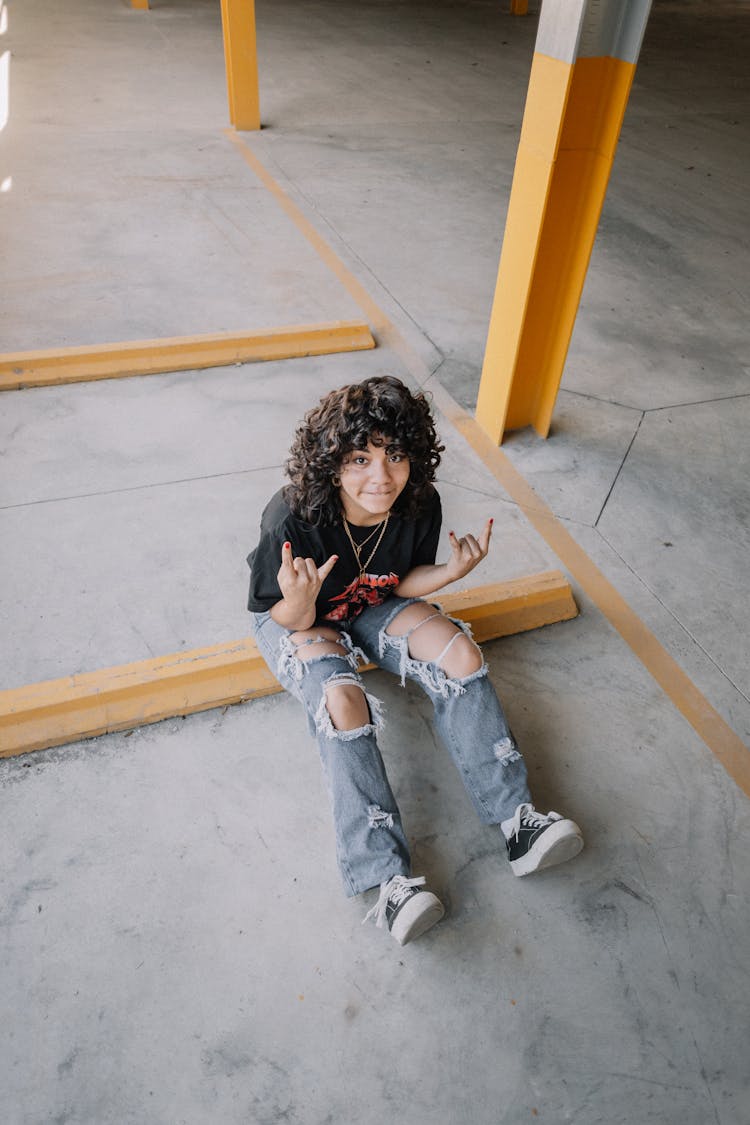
[252,595,531,897]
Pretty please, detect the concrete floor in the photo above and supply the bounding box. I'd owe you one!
[1,1,749,1122]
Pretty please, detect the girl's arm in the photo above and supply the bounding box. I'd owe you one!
[397,519,493,597]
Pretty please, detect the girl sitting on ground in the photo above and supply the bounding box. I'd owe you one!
[247,375,583,945]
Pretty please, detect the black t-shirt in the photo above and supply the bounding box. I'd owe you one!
[247,487,442,622]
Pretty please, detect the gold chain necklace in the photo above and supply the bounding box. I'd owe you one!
[349,519,383,552]
[342,512,390,581]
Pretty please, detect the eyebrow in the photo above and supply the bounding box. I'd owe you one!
[342,440,407,458]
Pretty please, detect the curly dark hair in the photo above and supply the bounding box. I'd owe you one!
[283,376,444,525]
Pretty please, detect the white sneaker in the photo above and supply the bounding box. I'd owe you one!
[363,875,445,945]
[501,802,583,876]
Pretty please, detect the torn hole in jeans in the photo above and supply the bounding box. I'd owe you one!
[367,805,395,830]
[494,736,522,765]
[378,624,488,698]
[277,629,367,682]
[313,671,385,740]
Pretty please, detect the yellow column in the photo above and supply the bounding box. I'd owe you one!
[220,0,260,131]
[476,0,652,442]
[131,0,150,9]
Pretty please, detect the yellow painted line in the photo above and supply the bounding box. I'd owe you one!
[224,130,398,346]
[0,321,375,391]
[0,573,577,757]
[224,131,750,797]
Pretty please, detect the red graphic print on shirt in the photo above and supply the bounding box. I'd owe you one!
[323,572,400,621]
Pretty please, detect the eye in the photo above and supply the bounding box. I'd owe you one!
[389,452,407,463]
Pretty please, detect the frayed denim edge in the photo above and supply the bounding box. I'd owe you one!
[313,671,385,741]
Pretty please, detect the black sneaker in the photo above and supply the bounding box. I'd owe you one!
[501,802,583,876]
[363,875,445,945]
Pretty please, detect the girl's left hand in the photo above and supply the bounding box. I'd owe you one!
[446,518,493,582]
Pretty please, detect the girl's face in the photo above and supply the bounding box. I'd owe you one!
[338,439,411,525]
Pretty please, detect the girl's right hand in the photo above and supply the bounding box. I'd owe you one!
[444,518,493,583]
[276,542,338,614]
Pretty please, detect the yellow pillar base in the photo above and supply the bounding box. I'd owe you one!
[0,572,577,757]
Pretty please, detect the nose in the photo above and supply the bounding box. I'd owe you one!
[369,455,390,483]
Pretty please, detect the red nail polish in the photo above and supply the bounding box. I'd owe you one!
[284,541,291,549]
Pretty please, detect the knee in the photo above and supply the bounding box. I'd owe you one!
[385,603,483,679]
[438,633,483,679]
[314,672,383,738]
[323,680,371,731]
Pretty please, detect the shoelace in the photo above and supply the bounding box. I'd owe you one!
[362,875,426,928]
[507,802,561,841]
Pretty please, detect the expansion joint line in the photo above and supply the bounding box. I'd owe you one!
[594,411,645,528]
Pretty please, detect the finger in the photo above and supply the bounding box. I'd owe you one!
[478,518,494,553]
[279,541,295,571]
[317,553,339,581]
[450,530,478,559]
[301,557,319,581]
[448,530,463,556]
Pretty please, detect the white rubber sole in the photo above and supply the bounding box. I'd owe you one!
[390,892,445,946]
[510,820,584,877]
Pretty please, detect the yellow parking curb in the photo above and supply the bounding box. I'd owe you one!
[0,320,375,391]
[0,572,577,757]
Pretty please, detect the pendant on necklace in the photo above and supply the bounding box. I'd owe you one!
[343,510,390,582]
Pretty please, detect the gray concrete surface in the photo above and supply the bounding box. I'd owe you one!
[1,1,749,1123]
